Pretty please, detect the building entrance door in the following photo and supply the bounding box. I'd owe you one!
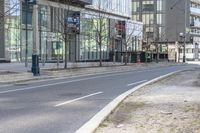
[195,43,199,60]
[51,41,63,61]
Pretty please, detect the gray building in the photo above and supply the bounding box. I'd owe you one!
[132,0,200,61]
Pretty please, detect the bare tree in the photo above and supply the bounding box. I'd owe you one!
[143,24,167,63]
[123,20,142,65]
[46,0,81,69]
[0,0,20,24]
[83,0,112,66]
[2,0,21,61]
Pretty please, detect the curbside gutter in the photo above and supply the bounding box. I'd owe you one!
[0,63,183,84]
[75,70,184,133]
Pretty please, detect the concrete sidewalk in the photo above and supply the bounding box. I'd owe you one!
[0,62,181,84]
[0,62,124,72]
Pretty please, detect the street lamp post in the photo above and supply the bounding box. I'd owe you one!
[27,0,40,76]
[179,32,186,63]
[32,3,40,76]
[25,0,28,68]
[183,0,187,63]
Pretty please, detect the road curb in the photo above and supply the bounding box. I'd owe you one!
[0,63,184,84]
[0,76,56,84]
[75,70,184,133]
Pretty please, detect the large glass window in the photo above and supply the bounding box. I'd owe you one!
[132,0,165,42]
[80,13,109,61]
[92,0,131,17]
[5,0,21,61]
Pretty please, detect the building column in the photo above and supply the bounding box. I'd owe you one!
[0,0,6,61]
[46,6,52,61]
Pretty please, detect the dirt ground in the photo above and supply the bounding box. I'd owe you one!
[95,68,200,133]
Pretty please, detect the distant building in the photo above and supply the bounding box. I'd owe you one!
[132,0,200,61]
[187,0,200,61]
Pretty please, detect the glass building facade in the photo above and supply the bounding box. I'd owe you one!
[2,0,134,62]
[4,0,21,61]
[2,0,107,62]
[92,0,131,17]
[80,13,109,61]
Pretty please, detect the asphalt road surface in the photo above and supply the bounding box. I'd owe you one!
[0,64,198,133]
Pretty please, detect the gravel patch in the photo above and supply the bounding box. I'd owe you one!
[95,68,200,133]
[0,71,18,75]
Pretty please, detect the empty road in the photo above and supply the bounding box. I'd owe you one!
[0,64,198,133]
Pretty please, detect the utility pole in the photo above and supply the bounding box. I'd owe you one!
[183,0,187,63]
[153,0,159,63]
[64,24,68,69]
[32,2,40,76]
[32,5,39,56]
[113,36,116,63]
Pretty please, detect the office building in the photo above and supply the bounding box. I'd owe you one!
[0,0,143,63]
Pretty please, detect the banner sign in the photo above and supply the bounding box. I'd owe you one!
[65,12,80,34]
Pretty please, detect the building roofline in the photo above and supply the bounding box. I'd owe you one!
[84,6,131,20]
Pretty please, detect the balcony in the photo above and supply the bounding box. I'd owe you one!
[191,7,200,16]
[190,21,194,26]
[72,0,92,5]
[190,29,200,37]
[190,20,200,28]
[51,0,92,5]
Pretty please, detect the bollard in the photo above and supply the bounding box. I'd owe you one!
[32,54,40,76]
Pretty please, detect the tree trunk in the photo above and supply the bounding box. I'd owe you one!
[125,46,128,65]
[156,44,159,63]
[99,43,102,67]
[64,34,68,69]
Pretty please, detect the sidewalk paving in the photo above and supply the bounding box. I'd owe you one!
[95,68,200,133]
[0,62,182,84]
[0,62,124,72]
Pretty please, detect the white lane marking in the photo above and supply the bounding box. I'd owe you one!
[0,66,180,94]
[0,84,12,88]
[17,66,173,84]
[0,71,149,94]
[55,92,103,107]
[0,71,135,94]
[127,80,148,87]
